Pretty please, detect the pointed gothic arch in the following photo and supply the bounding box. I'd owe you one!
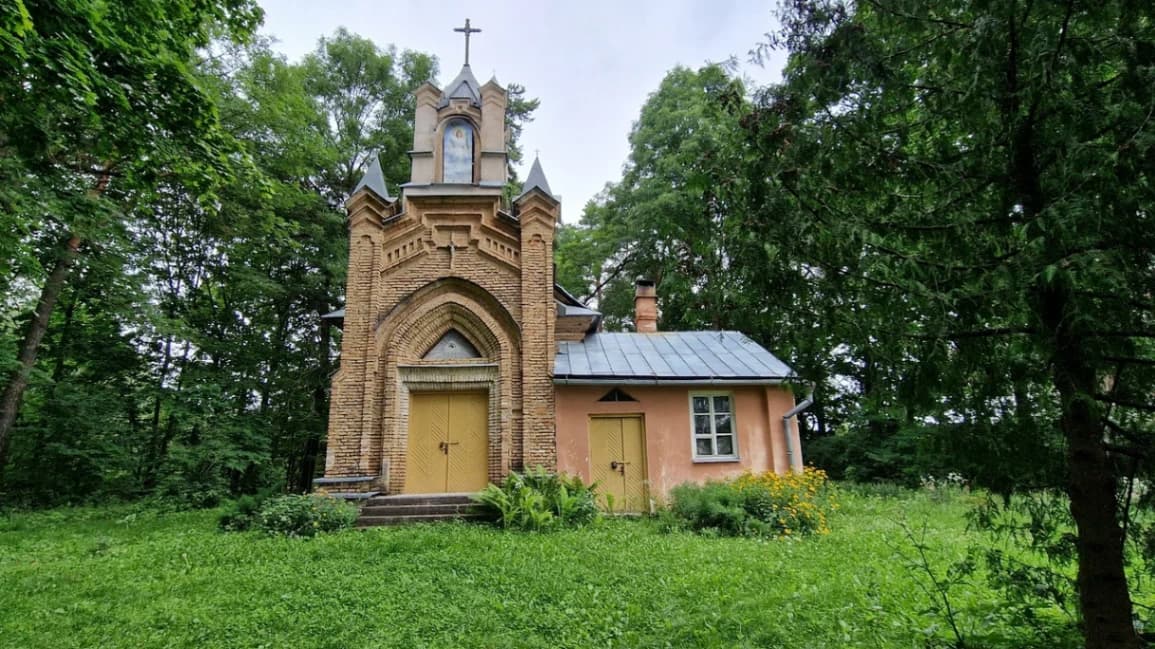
[369,277,523,494]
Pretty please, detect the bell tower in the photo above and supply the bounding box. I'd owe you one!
[317,20,562,496]
[407,18,507,190]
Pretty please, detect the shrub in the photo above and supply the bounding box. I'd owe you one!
[666,467,836,538]
[667,481,757,536]
[473,467,599,531]
[218,492,274,532]
[253,494,358,537]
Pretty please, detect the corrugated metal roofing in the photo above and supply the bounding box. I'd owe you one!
[555,331,796,383]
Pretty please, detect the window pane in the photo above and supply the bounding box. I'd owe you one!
[716,436,734,456]
[692,396,710,413]
[696,438,713,456]
[693,415,711,435]
[714,414,732,435]
[713,396,731,412]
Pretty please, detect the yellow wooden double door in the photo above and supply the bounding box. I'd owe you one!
[405,392,488,494]
[589,416,648,512]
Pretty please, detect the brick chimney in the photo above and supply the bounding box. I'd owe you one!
[634,279,658,333]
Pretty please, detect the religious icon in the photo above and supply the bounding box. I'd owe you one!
[443,119,473,183]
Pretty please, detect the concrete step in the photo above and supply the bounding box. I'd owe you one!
[359,502,478,517]
[363,493,476,507]
[355,492,490,527]
[357,512,487,527]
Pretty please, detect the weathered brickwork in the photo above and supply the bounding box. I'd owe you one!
[519,194,559,470]
[556,316,596,342]
[319,73,560,494]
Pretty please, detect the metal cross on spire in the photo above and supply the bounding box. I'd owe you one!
[453,18,482,65]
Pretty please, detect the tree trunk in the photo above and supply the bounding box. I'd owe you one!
[999,7,1137,641]
[1061,372,1138,649]
[0,167,110,472]
[298,307,333,492]
[0,235,83,470]
[1042,287,1139,649]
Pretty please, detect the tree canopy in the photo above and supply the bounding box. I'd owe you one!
[555,3,1153,646]
[0,19,538,503]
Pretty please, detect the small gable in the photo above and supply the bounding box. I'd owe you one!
[598,387,638,402]
[423,330,482,360]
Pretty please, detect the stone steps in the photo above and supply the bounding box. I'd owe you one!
[356,492,487,527]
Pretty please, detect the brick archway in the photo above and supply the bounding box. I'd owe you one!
[372,278,522,493]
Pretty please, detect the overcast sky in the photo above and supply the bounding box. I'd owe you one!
[258,0,787,222]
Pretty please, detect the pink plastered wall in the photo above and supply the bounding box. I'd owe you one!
[554,384,801,503]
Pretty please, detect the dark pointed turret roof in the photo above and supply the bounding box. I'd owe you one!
[516,156,554,201]
[438,64,482,107]
[352,153,392,201]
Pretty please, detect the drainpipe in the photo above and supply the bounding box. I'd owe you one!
[781,384,814,473]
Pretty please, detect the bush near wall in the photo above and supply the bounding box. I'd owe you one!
[473,467,600,531]
[665,468,836,538]
[219,494,359,537]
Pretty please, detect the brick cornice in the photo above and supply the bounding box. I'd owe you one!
[346,190,395,231]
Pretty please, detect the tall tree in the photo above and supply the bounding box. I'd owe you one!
[565,65,754,329]
[0,0,263,467]
[746,2,1155,646]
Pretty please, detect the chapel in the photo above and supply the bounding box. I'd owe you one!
[315,24,806,512]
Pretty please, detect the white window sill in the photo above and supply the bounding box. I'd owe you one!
[692,456,741,464]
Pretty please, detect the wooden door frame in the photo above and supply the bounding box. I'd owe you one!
[394,364,501,494]
[404,381,489,491]
[588,414,650,512]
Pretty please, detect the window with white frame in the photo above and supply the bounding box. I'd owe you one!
[690,393,737,460]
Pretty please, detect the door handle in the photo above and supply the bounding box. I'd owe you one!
[439,441,460,454]
[610,461,629,474]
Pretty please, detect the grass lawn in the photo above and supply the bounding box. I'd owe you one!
[0,488,1078,648]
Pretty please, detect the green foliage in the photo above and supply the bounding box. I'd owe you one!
[0,489,1095,648]
[969,492,1081,624]
[665,469,835,538]
[472,467,599,530]
[0,25,538,507]
[217,492,272,532]
[748,2,1155,640]
[557,65,754,333]
[664,481,756,536]
[252,494,358,538]
[805,420,925,484]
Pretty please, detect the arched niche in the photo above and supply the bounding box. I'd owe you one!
[442,118,475,183]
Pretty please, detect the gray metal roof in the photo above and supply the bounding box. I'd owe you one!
[352,154,393,201]
[554,283,586,307]
[438,64,481,107]
[516,156,555,201]
[555,331,796,383]
[557,302,600,317]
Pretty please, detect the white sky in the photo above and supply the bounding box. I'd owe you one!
[257,0,787,221]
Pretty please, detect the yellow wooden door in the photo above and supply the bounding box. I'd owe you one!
[446,392,489,492]
[406,393,449,493]
[406,392,488,494]
[589,416,647,512]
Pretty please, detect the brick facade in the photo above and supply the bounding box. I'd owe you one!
[318,72,560,494]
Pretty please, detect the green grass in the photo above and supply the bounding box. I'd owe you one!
[0,488,1076,648]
